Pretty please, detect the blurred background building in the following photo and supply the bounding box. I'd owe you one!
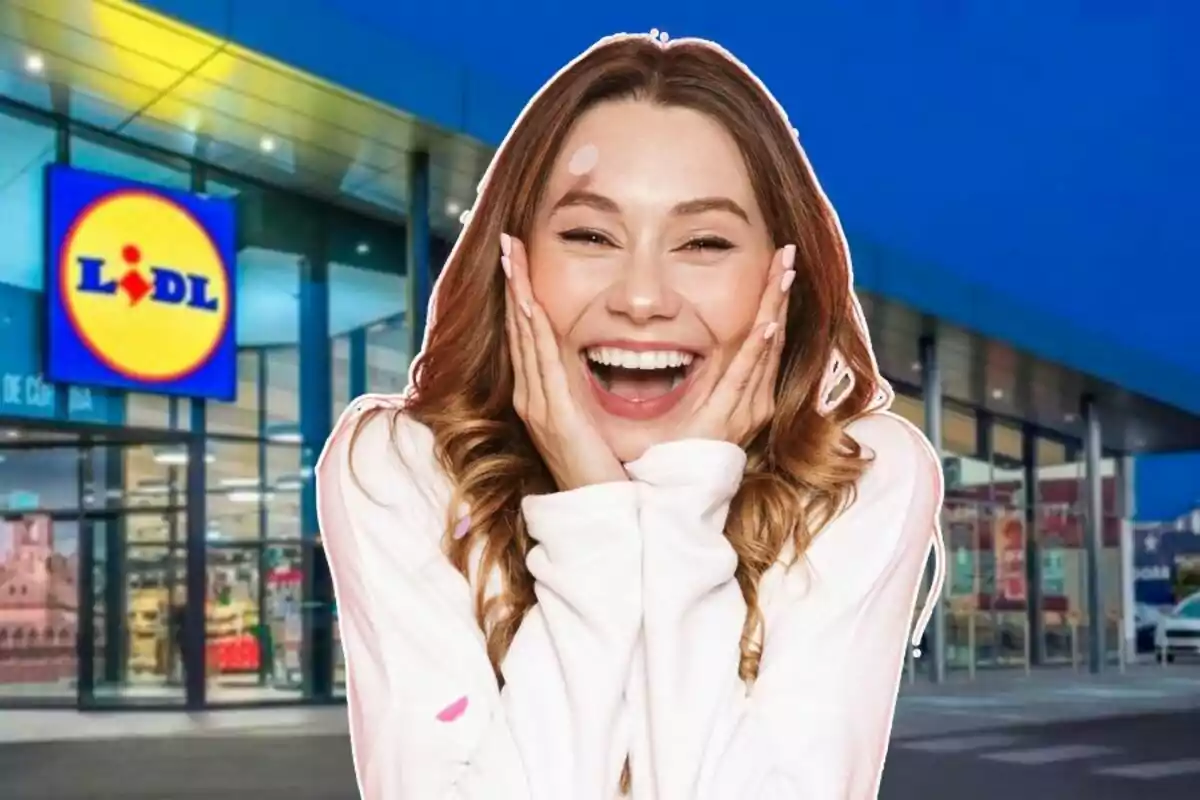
[0,0,1197,710]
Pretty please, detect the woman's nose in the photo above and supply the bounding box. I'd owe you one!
[605,252,682,322]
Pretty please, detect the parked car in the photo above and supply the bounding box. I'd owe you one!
[1154,591,1200,662]
[1134,604,1165,654]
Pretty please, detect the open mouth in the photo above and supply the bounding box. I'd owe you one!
[583,346,699,403]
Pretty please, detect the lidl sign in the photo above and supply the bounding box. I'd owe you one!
[44,165,237,401]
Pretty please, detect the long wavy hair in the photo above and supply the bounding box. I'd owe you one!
[353,33,890,788]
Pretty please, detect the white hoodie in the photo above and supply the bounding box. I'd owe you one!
[316,393,944,800]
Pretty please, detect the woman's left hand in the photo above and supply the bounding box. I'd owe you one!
[673,244,795,447]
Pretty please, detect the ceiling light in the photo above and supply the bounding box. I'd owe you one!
[274,474,304,492]
[228,489,275,504]
[219,477,259,489]
[153,449,188,466]
[152,446,215,465]
[259,135,276,153]
[265,423,302,444]
[356,242,370,255]
[1063,413,1076,423]
[991,389,1004,400]
[910,361,921,372]
[445,200,462,217]
[24,53,44,76]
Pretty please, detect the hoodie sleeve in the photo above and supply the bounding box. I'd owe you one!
[623,413,944,800]
[316,395,642,800]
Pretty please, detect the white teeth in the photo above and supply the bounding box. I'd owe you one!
[585,347,695,369]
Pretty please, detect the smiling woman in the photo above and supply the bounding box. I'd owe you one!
[318,32,944,800]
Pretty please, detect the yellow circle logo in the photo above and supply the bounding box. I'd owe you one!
[60,190,231,382]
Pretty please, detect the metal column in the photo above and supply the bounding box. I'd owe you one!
[1118,456,1137,663]
[1022,427,1045,665]
[185,398,208,709]
[183,163,209,710]
[406,151,432,359]
[299,238,334,700]
[256,351,270,686]
[349,327,368,400]
[1081,395,1105,674]
[920,335,947,683]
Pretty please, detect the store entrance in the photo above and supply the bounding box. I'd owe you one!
[78,508,190,707]
[0,419,193,708]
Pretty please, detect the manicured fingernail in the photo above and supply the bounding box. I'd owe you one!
[763,322,779,340]
[782,244,796,271]
[780,269,795,293]
[520,300,532,318]
[453,515,471,540]
[501,255,512,279]
[500,232,513,257]
[436,695,469,722]
[453,503,471,540]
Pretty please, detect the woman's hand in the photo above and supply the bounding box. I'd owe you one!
[673,244,796,447]
[502,233,628,491]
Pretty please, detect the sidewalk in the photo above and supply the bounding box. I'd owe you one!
[2,664,1198,746]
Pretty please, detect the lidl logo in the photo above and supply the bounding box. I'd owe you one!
[45,165,237,401]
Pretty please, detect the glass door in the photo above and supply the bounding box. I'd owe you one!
[76,432,193,708]
[81,510,188,707]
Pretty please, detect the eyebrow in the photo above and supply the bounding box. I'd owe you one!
[551,190,751,224]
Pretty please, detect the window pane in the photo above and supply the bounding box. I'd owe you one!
[0,110,54,290]
[207,440,260,542]
[368,319,409,394]
[265,444,302,540]
[329,213,407,398]
[891,392,924,430]
[70,134,190,191]
[207,350,261,437]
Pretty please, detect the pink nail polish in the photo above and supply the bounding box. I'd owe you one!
[780,269,796,293]
[436,695,469,722]
[501,256,512,279]
[782,244,796,271]
[500,233,513,257]
[453,515,471,540]
[763,322,779,340]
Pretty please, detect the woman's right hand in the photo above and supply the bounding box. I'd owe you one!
[502,233,628,492]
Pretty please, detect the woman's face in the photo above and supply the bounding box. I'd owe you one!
[527,98,776,463]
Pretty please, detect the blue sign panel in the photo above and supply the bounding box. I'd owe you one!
[0,282,123,424]
[1134,528,1200,607]
[44,165,237,401]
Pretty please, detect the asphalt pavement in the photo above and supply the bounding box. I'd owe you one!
[2,710,1198,799]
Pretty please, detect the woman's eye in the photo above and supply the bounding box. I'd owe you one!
[558,228,613,247]
[680,236,735,252]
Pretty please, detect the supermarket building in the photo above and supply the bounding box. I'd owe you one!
[0,0,1198,710]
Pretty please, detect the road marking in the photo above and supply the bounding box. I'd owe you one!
[902,696,1009,709]
[1096,759,1200,779]
[898,733,1024,754]
[1049,687,1167,701]
[983,744,1116,765]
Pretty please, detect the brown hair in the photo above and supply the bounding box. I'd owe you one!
[353,34,887,791]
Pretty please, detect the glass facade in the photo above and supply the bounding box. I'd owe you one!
[892,386,1127,680]
[0,93,1140,710]
[0,96,423,707]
